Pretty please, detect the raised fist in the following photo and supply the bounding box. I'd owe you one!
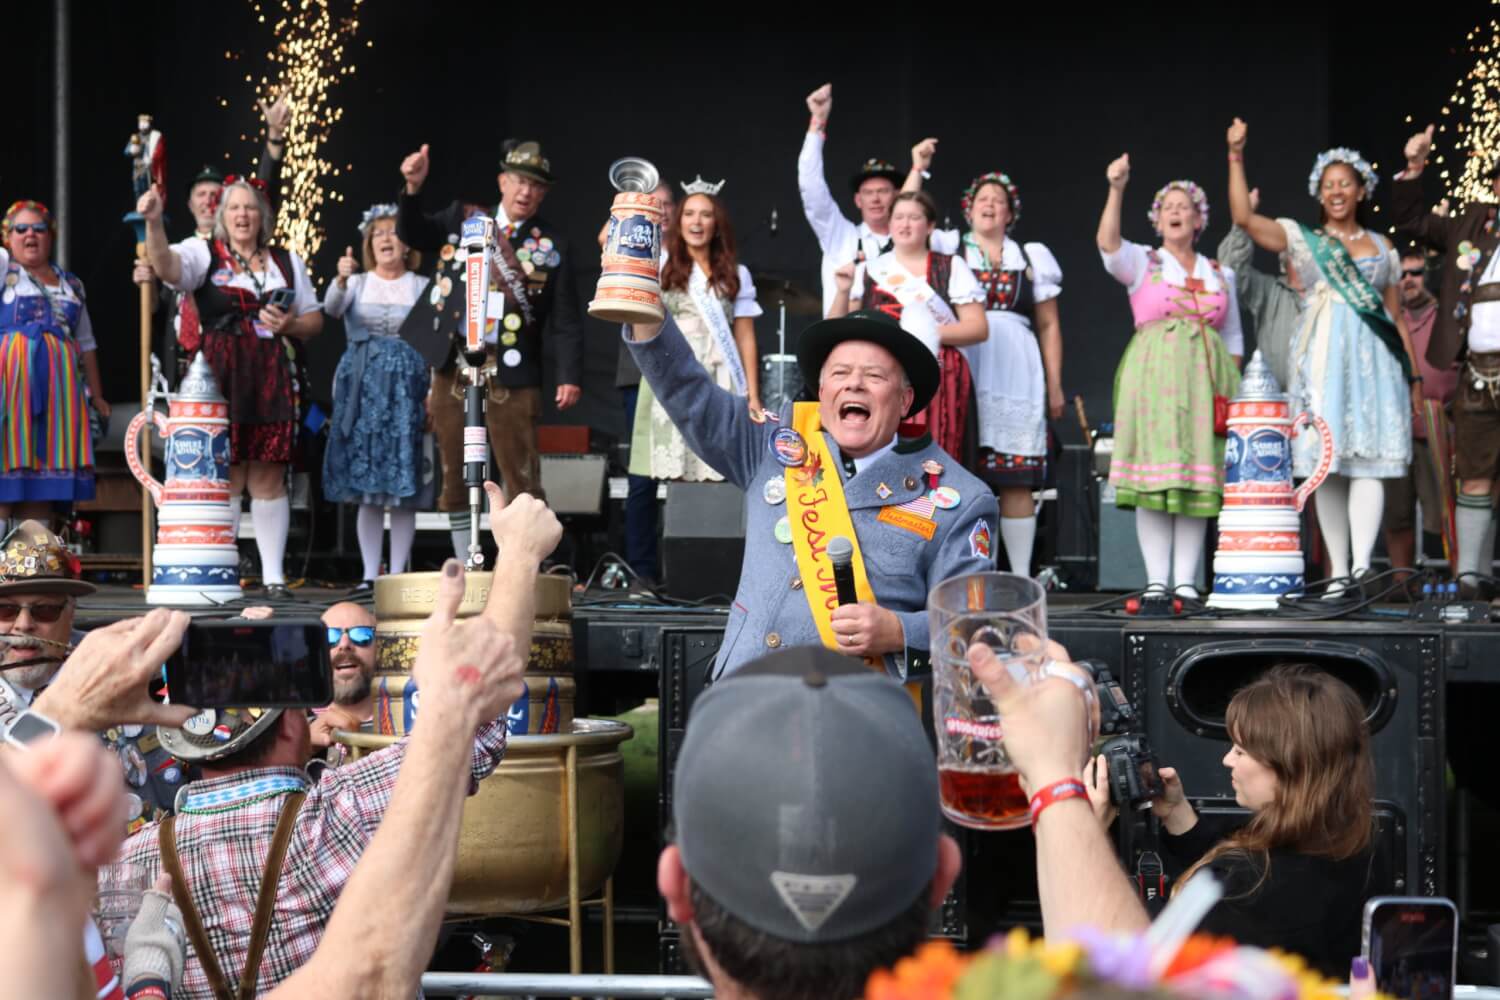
[911,137,939,173]
[1227,117,1248,153]
[336,245,358,285]
[136,186,164,222]
[1405,124,1435,169]
[806,83,832,122]
[1106,154,1130,190]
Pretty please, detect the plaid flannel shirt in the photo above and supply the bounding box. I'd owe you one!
[114,721,507,999]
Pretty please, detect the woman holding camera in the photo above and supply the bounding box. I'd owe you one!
[1089,665,1379,977]
[139,178,322,597]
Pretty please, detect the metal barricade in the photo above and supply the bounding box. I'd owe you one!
[419,971,713,997]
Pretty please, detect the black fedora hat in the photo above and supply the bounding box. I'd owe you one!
[849,157,901,193]
[796,310,939,417]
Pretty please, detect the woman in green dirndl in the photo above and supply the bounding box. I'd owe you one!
[1097,154,1244,599]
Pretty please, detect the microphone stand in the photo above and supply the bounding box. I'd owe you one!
[459,217,497,570]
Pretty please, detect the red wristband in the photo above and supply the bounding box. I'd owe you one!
[1227,153,1243,162]
[1029,778,1088,824]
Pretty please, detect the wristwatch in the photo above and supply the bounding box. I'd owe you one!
[5,708,61,749]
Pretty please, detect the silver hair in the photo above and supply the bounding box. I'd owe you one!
[211,180,276,248]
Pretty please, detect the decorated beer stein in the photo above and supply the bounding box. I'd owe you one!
[588,157,665,324]
[1209,351,1333,608]
[125,353,242,605]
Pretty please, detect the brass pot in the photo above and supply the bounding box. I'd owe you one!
[373,570,572,620]
[375,615,573,677]
[334,719,632,915]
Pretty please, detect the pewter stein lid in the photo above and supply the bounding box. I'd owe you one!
[176,352,225,404]
[1234,350,1283,402]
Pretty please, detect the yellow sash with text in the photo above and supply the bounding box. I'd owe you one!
[786,403,880,668]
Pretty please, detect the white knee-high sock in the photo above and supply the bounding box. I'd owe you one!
[1482,507,1498,576]
[1347,477,1385,574]
[1315,474,1352,580]
[999,515,1037,576]
[388,509,417,575]
[356,504,384,582]
[250,496,290,586]
[1135,507,1173,588]
[1456,493,1493,578]
[1171,515,1207,593]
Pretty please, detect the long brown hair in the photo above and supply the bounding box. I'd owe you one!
[661,192,740,298]
[1180,665,1374,893]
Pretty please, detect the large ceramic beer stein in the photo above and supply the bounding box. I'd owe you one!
[125,353,242,605]
[588,157,665,324]
[1209,351,1334,608]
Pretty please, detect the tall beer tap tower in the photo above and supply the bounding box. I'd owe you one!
[460,216,496,569]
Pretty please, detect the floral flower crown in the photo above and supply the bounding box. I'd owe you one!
[359,203,399,236]
[961,172,1023,228]
[1,200,55,240]
[1149,180,1209,238]
[865,929,1356,1000]
[1308,147,1377,200]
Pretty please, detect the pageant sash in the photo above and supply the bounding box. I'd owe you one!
[786,402,878,666]
[867,253,958,331]
[689,264,747,395]
[1298,222,1410,378]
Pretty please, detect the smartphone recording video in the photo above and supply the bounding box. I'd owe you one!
[164,621,332,709]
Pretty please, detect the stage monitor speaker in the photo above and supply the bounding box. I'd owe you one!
[1120,621,1444,897]
[539,454,607,515]
[662,482,745,601]
[658,625,725,973]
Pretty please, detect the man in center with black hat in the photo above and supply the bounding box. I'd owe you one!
[396,138,584,561]
[625,299,997,679]
[799,82,903,318]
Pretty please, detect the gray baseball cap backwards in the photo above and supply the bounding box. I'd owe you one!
[672,647,940,943]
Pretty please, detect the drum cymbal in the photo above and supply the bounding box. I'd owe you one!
[749,270,823,316]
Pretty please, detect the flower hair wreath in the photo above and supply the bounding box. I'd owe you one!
[1148,180,1210,237]
[1307,147,1378,201]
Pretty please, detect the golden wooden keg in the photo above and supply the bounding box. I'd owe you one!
[335,719,632,914]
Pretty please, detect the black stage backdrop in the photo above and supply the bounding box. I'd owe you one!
[1,8,1486,450]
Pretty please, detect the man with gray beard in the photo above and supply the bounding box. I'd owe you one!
[309,602,377,748]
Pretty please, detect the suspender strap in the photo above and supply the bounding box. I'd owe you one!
[157,792,307,1000]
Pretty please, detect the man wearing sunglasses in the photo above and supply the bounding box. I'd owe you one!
[309,604,378,749]
[1382,251,1458,578]
[0,520,195,832]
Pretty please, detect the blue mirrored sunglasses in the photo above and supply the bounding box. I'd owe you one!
[326,625,375,647]
[9,222,49,235]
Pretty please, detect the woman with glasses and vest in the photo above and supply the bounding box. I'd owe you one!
[0,201,109,530]
[137,178,322,599]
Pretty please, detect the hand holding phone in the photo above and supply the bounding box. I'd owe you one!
[164,621,332,709]
[1362,896,1458,1000]
[266,286,296,310]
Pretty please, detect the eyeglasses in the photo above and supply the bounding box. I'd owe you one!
[326,625,375,647]
[0,601,70,624]
[9,223,48,235]
[1402,267,1426,278]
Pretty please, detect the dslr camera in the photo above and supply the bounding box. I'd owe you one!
[1076,659,1165,811]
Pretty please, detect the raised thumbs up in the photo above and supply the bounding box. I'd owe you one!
[401,143,431,193]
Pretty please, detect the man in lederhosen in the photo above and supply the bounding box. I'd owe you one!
[1394,124,1500,589]
[396,139,583,559]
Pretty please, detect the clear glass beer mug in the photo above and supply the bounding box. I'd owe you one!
[928,571,1095,830]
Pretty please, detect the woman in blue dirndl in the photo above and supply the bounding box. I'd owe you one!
[323,205,431,589]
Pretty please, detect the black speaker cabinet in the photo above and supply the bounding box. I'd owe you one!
[661,482,746,601]
[657,626,724,972]
[1119,621,1444,897]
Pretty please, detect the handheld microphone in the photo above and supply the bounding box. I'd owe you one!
[828,535,858,607]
